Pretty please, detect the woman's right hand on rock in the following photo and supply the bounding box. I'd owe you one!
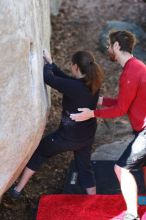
[43,49,52,64]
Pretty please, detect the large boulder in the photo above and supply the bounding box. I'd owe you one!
[99,20,146,61]
[0,0,51,197]
[91,138,132,161]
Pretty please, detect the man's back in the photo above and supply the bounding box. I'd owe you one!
[123,57,146,131]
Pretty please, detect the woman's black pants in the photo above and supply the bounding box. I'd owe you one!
[26,131,96,190]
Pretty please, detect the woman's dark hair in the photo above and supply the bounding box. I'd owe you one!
[72,51,104,94]
[109,30,137,53]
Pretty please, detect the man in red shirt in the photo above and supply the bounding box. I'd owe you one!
[70,30,146,220]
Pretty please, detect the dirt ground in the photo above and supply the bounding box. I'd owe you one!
[1,1,146,219]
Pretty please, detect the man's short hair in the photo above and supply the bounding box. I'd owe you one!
[109,30,137,53]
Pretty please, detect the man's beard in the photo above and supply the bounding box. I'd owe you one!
[108,51,117,62]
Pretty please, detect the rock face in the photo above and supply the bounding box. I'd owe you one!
[91,137,133,161]
[0,0,52,197]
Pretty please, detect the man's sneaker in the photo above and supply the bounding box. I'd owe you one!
[8,185,21,199]
[123,212,140,220]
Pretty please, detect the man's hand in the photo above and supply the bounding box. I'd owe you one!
[43,49,52,64]
[70,108,94,122]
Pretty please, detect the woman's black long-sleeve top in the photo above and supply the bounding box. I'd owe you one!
[43,63,99,142]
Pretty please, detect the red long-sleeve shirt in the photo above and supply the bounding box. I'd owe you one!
[94,57,146,131]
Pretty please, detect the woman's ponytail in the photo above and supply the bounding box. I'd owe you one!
[85,61,104,94]
[72,51,104,94]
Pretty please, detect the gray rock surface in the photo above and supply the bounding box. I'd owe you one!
[0,0,52,197]
[91,135,133,161]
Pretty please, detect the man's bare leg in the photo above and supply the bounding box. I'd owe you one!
[114,165,138,217]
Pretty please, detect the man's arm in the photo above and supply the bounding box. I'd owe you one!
[70,72,139,121]
[98,96,117,107]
